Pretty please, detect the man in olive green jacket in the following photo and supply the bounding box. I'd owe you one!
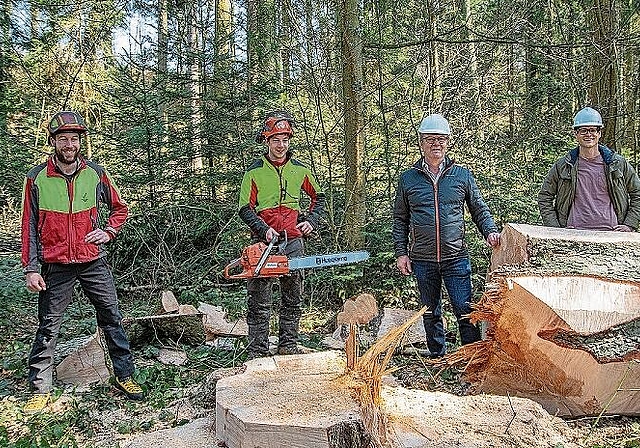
[538,107,640,231]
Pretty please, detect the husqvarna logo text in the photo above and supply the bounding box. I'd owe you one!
[316,256,348,264]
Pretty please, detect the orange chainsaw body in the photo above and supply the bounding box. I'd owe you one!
[223,241,290,279]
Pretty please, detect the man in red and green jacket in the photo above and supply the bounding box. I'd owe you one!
[20,111,143,412]
[238,110,325,358]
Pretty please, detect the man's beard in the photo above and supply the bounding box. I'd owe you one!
[55,150,79,165]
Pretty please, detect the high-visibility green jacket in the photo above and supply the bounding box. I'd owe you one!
[21,155,128,272]
[238,154,325,240]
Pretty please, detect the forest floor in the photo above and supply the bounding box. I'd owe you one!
[0,252,639,448]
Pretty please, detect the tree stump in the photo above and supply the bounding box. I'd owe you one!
[215,350,578,448]
[458,223,640,417]
[215,351,367,448]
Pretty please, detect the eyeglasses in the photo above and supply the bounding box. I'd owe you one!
[421,136,448,145]
[576,127,601,136]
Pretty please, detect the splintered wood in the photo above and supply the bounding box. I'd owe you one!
[337,293,378,370]
[457,223,640,417]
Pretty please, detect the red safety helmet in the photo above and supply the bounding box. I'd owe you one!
[256,111,295,143]
[47,111,88,137]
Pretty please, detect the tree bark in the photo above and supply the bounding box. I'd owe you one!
[338,0,366,249]
[587,0,618,148]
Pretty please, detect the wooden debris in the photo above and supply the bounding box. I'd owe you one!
[456,223,640,417]
[125,292,248,345]
[376,308,426,347]
[160,290,180,314]
[337,293,378,325]
[56,331,110,386]
[198,302,248,339]
[338,293,379,370]
[125,310,206,346]
[157,348,189,366]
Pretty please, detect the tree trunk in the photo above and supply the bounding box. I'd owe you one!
[338,0,366,249]
[457,223,640,417]
[587,0,618,148]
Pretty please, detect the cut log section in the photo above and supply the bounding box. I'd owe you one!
[457,223,640,417]
[215,350,578,448]
[490,223,640,280]
[216,351,366,448]
[56,331,110,386]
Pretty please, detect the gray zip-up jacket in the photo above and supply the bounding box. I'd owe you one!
[392,157,498,262]
[538,145,640,229]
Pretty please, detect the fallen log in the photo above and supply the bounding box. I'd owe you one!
[490,222,640,280]
[456,223,640,417]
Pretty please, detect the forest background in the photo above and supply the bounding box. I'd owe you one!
[0,0,638,330]
[1,0,640,445]
[2,0,638,308]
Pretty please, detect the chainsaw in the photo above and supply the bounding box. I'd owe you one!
[223,236,369,279]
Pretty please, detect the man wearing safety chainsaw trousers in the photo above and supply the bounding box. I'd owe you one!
[20,111,143,413]
[238,110,325,359]
[392,114,500,358]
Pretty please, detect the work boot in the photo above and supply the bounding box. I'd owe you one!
[246,350,270,361]
[276,345,314,355]
[114,376,144,401]
[24,392,51,413]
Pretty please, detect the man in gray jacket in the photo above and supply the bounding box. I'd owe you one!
[392,114,500,358]
[538,107,640,231]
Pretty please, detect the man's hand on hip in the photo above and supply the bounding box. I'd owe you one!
[613,224,633,232]
[26,272,46,292]
[85,229,112,245]
[396,255,412,275]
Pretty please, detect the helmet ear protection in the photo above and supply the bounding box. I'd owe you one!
[255,110,295,143]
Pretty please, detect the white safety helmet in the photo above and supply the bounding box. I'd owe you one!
[573,107,603,129]
[418,114,450,135]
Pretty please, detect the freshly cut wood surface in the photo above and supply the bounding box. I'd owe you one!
[160,290,180,313]
[197,302,248,338]
[56,331,110,386]
[464,275,640,417]
[453,223,640,417]
[215,350,578,448]
[216,351,364,448]
[337,293,378,325]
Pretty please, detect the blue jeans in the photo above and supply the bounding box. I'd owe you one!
[28,258,135,393]
[413,257,480,357]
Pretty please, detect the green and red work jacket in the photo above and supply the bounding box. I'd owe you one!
[238,154,325,240]
[21,155,128,273]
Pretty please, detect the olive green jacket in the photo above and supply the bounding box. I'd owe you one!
[538,145,640,230]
